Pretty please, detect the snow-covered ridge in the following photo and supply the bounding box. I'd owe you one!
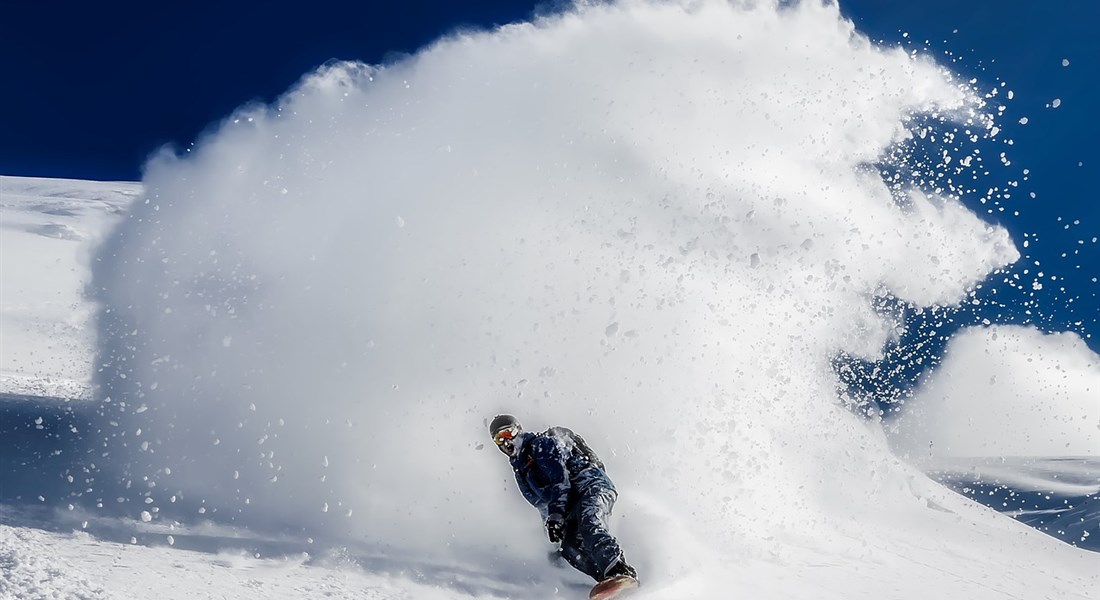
[0,175,139,399]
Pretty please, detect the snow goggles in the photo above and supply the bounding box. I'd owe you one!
[493,426,518,447]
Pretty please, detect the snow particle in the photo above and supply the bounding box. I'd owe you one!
[1062,58,1070,67]
[1051,98,1062,109]
[140,511,153,522]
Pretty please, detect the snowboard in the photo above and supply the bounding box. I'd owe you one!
[589,575,639,600]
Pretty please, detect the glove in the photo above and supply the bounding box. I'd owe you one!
[546,514,565,543]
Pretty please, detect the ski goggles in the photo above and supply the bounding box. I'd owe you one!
[493,426,519,447]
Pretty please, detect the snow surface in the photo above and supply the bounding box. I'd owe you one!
[2,1,1099,598]
[0,521,480,600]
[0,176,138,399]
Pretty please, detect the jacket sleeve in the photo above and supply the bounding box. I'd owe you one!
[531,434,571,518]
[513,466,541,508]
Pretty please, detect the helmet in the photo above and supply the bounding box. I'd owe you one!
[489,414,523,456]
[488,414,521,436]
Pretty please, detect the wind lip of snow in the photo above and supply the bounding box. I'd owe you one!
[926,456,1100,497]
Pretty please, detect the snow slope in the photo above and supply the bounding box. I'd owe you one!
[1,487,1097,600]
[0,176,138,399]
[0,522,484,600]
[2,1,1099,598]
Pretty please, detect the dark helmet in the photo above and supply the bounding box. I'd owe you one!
[488,414,521,436]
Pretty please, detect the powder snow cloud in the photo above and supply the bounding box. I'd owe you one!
[90,0,1018,574]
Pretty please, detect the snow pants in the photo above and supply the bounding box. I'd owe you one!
[558,485,625,581]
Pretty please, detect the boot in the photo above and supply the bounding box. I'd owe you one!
[602,557,637,581]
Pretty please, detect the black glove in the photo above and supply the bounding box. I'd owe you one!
[546,515,565,543]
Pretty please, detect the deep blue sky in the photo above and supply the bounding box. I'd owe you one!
[0,0,541,180]
[1,0,1095,353]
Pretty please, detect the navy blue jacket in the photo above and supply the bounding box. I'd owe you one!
[509,427,615,519]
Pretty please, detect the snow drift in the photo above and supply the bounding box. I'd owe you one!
[891,325,1099,459]
[87,0,1057,588]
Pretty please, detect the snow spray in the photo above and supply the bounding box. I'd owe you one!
[90,0,1022,581]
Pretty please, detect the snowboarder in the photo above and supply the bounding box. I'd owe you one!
[488,414,638,597]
